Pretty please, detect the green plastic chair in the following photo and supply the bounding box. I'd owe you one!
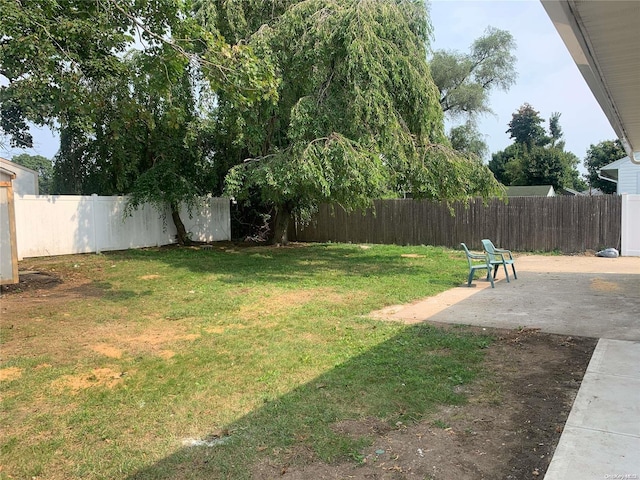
[481,239,517,283]
[461,243,494,288]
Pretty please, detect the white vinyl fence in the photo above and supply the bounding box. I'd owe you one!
[621,194,640,256]
[14,195,230,260]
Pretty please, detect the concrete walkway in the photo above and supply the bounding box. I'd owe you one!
[544,339,640,480]
[372,255,640,480]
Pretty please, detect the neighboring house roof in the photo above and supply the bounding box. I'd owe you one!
[598,156,631,182]
[557,187,582,196]
[505,185,555,197]
[0,166,17,181]
[581,187,604,196]
[0,157,38,175]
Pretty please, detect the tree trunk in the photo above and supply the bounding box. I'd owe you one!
[171,203,193,246]
[271,204,291,246]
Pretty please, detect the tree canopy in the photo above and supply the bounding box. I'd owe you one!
[1,0,277,244]
[9,153,53,194]
[430,27,517,160]
[505,103,549,149]
[213,0,502,243]
[431,27,517,119]
[3,0,503,245]
[0,0,277,147]
[448,121,489,159]
[489,104,586,191]
[583,140,626,194]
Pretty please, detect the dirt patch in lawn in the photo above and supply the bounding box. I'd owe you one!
[51,367,128,394]
[0,366,23,382]
[254,327,595,480]
[1,270,201,363]
[237,288,342,321]
[2,266,597,479]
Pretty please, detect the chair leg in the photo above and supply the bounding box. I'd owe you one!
[467,270,474,286]
[512,264,517,280]
[502,263,510,282]
[493,265,499,279]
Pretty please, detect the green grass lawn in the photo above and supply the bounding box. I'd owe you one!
[1,243,493,479]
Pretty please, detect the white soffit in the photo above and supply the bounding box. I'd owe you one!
[541,0,640,163]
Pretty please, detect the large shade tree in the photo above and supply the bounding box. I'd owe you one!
[431,27,517,119]
[1,0,277,244]
[208,0,502,244]
[0,0,277,147]
[1,0,130,148]
[51,51,222,244]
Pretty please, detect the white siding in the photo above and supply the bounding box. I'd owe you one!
[617,160,640,194]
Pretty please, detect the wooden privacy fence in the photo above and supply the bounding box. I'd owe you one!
[291,196,622,253]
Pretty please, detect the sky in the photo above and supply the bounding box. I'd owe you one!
[429,0,616,170]
[1,0,618,173]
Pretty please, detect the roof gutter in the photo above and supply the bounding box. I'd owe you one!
[597,171,618,184]
[541,0,640,164]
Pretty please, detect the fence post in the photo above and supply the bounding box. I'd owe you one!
[621,194,640,256]
[92,194,100,254]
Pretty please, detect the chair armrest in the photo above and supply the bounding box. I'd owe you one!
[494,248,513,259]
[468,252,487,260]
[489,251,508,262]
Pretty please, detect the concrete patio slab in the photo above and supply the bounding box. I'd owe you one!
[371,255,640,480]
[373,256,640,341]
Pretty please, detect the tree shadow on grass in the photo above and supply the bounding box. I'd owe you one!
[127,323,491,480]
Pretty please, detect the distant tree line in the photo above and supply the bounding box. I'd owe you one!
[488,104,586,192]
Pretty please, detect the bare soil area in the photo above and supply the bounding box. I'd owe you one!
[252,326,595,480]
[1,260,597,480]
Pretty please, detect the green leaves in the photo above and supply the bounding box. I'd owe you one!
[583,140,625,193]
[490,104,586,191]
[9,153,54,194]
[215,0,501,242]
[431,26,517,119]
[506,103,549,148]
[3,0,503,244]
[0,0,277,144]
[0,0,135,145]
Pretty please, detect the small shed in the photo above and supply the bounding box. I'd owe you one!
[0,157,39,195]
[1,166,19,285]
[599,156,640,194]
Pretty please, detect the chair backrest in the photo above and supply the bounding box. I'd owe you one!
[460,243,477,267]
[481,239,498,261]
